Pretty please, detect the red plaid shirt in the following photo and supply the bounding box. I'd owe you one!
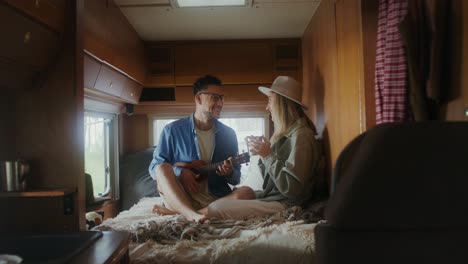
[375,0,410,124]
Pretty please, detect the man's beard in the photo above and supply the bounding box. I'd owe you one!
[204,110,219,120]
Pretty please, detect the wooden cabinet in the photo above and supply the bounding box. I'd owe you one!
[121,78,143,104]
[0,2,60,72]
[3,0,65,33]
[0,189,77,234]
[84,54,101,90]
[83,0,146,84]
[70,231,131,264]
[145,39,301,87]
[175,41,273,86]
[84,53,143,104]
[94,64,127,97]
[0,231,130,264]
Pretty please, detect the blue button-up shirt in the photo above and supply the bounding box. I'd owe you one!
[149,114,241,197]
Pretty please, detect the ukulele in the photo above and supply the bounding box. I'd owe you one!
[173,152,250,182]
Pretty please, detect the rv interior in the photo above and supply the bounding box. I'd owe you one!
[1,0,468,263]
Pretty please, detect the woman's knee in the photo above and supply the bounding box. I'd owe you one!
[233,186,256,200]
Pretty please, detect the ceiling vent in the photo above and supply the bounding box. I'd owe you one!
[170,0,252,8]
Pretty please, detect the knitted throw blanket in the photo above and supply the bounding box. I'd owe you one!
[95,197,322,243]
[94,197,321,263]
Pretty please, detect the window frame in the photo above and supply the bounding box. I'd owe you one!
[84,111,120,199]
[148,113,190,146]
[148,111,270,147]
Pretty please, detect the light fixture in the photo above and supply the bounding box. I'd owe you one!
[172,0,250,8]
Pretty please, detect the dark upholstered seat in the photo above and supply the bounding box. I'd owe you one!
[315,122,468,264]
[119,147,159,211]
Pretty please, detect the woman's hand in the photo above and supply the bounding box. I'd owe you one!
[246,135,272,159]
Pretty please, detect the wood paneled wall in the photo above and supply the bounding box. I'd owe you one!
[302,0,367,177]
[302,0,468,179]
[0,90,14,160]
[13,1,84,230]
[120,114,149,155]
[361,0,379,128]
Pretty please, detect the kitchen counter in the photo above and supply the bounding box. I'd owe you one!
[0,231,131,264]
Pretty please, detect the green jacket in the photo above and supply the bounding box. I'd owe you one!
[255,117,321,205]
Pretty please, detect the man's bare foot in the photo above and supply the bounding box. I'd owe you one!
[153,205,208,223]
[152,204,177,215]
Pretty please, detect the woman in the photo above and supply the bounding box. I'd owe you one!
[206,76,323,219]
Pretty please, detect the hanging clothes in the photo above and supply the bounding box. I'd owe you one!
[375,0,410,124]
[399,0,451,121]
[399,0,431,121]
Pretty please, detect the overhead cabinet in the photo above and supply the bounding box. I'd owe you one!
[145,39,302,87]
[83,54,101,90]
[121,78,142,103]
[94,64,127,98]
[84,54,142,104]
[174,42,274,86]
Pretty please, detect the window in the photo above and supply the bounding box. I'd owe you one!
[219,116,266,180]
[152,118,179,146]
[84,112,118,197]
[150,113,268,181]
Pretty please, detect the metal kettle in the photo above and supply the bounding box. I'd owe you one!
[0,160,29,192]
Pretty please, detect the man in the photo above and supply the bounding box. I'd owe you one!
[148,75,241,222]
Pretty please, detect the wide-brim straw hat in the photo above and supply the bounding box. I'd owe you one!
[258,76,308,110]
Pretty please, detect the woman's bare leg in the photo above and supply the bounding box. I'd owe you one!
[197,186,255,216]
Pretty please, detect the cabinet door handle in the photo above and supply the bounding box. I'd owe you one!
[130,92,134,97]
[24,32,32,44]
[109,81,113,88]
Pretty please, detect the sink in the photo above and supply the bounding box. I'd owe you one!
[0,231,103,264]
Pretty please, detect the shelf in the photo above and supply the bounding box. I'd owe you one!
[0,188,74,197]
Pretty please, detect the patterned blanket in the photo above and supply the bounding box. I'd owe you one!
[94,197,320,263]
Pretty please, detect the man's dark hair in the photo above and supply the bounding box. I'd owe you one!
[193,75,222,95]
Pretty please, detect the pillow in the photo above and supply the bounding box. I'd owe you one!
[119,147,159,211]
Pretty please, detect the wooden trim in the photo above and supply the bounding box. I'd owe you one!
[0,188,74,197]
[84,94,124,114]
[135,101,267,115]
[146,38,300,46]
[70,231,131,264]
[84,50,144,86]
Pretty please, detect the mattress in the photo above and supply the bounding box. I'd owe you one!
[95,197,317,263]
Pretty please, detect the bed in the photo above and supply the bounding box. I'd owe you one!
[111,147,324,263]
[95,196,320,263]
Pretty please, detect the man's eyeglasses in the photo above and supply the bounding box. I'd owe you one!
[198,92,225,102]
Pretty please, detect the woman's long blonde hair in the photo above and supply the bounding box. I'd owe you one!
[270,93,317,144]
